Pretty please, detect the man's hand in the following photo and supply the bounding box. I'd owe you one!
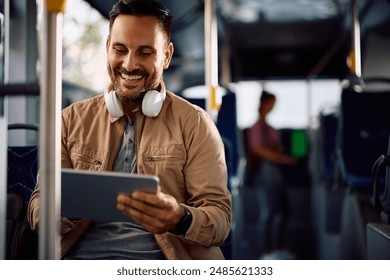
[116,187,185,234]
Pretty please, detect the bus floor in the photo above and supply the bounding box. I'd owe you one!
[231,184,316,260]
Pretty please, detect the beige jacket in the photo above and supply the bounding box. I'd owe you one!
[28,90,232,260]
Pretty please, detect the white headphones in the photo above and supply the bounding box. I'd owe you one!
[104,81,166,118]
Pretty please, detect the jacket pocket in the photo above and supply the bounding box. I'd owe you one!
[69,143,105,171]
[144,155,183,162]
[142,144,185,167]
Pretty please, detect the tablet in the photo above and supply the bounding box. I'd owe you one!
[61,168,159,222]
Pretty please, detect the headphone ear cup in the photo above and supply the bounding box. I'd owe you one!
[142,90,165,117]
[104,91,124,118]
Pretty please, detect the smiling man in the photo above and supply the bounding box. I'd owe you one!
[106,10,173,113]
[28,0,232,260]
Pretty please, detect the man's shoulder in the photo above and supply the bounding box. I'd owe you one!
[63,94,104,114]
[163,91,218,131]
[62,94,106,124]
[165,91,206,115]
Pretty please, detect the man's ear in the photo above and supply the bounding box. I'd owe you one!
[164,42,174,69]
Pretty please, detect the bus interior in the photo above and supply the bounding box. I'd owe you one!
[2,0,390,260]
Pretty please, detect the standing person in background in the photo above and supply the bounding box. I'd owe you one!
[28,0,231,260]
[246,90,296,259]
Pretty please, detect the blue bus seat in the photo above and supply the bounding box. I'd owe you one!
[318,108,340,185]
[7,145,38,204]
[337,85,390,259]
[216,91,239,180]
[6,123,39,259]
[337,88,390,191]
[7,124,39,203]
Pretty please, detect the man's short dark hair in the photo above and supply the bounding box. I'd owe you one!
[109,0,173,43]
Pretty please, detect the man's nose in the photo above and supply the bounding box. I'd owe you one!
[122,51,138,71]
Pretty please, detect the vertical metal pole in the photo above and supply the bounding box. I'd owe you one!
[351,0,362,78]
[204,0,220,122]
[0,0,10,260]
[0,97,6,260]
[38,0,66,260]
[0,99,6,260]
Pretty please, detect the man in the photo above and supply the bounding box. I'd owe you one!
[28,0,231,260]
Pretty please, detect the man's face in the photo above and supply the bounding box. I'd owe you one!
[106,15,173,102]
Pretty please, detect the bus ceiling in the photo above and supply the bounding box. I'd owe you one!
[83,0,390,86]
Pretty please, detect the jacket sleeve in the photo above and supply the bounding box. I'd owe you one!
[182,110,232,246]
[28,110,73,231]
[27,172,40,231]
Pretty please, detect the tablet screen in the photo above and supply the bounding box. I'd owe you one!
[61,168,159,222]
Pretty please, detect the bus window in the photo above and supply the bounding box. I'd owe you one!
[63,0,109,100]
[234,79,342,130]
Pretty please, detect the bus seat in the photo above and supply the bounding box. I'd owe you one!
[337,87,390,191]
[7,124,39,203]
[318,108,339,185]
[7,145,38,204]
[337,85,390,259]
[315,107,345,234]
[6,124,39,259]
[216,91,239,179]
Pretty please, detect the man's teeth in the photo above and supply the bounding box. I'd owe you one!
[120,73,143,81]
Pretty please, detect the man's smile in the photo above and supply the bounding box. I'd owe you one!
[119,73,143,81]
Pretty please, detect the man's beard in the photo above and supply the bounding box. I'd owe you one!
[114,81,146,103]
[111,67,159,103]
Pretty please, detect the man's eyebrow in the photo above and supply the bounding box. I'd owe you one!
[138,45,156,51]
[110,42,155,51]
[111,41,126,47]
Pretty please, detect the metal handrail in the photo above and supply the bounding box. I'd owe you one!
[37,0,67,260]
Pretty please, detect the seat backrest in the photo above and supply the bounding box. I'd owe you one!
[6,124,39,259]
[7,145,38,204]
[318,109,340,183]
[339,88,390,190]
[7,123,39,203]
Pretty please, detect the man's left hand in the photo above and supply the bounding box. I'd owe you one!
[116,187,185,234]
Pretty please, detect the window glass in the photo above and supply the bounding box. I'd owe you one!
[63,0,109,93]
[234,79,342,129]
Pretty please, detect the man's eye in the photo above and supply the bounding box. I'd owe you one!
[140,51,153,56]
[139,48,154,56]
[113,47,127,54]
